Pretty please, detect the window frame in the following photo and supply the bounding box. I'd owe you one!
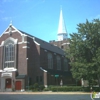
[3,37,17,69]
[57,55,61,70]
[64,59,68,71]
[48,53,53,69]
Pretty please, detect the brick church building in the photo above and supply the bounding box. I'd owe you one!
[0,9,73,91]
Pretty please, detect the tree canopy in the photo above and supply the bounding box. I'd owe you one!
[66,19,100,87]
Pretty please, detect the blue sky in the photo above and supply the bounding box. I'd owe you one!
[0,0,100,42]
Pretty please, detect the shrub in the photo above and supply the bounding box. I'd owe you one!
[33,83,39,89]
[50,86,82,92]
[49,86,100,92]
[39,85,45,91]
[43,88,50,91]
[82,87,100,92]
[29,85,34,90]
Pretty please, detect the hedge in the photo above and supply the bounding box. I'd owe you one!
[48,86,100,92]
[50,86,82,92]
[26,83,45,91]
[26,85,100,92]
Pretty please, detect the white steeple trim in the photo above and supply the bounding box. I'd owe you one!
[58,9,67,34]
[57,8,67,41]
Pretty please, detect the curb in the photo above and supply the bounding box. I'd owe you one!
[0,92,91,95]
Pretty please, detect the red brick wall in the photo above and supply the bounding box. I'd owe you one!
[17,43,27,75]
[0,46,3,70]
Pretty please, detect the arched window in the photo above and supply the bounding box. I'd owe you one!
[64,59,68,71]
[48,53,53,69]
[57,56,61,70]
[3,38,15,68]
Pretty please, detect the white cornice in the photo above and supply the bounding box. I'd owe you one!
[22,46,30,48]
[34,40,40,45]
[61,43,67,45]
[12,25,23,35]
[0,41,4,47]
[0,25,10,37]
[24,41,30,44]
[0,25,23,38]
[3,30,17,34]
[40,67,47,72]
[18,41,30,44]
[18,42,23,44]
[4,37,18,45]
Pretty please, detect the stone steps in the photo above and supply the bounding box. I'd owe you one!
[5,88,12,92]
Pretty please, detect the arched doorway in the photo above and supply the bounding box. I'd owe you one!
[5,78,12,89]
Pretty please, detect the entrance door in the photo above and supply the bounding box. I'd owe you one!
[5,78,12,88]
[15,81,21,90]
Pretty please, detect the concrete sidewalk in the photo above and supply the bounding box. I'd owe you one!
[0,91,91,95]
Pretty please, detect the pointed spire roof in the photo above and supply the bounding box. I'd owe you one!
[58,8,67,34]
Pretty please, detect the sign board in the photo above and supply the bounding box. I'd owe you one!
[55,75,59,77]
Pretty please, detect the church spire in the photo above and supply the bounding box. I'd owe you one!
[57,8,67,41]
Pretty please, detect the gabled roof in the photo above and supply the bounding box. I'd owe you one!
[0,24,65,56]
[16,75,26,79]
[19,30,65,56]
[0,24,23,38]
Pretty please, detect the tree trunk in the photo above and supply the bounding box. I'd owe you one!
[88,80,90,87]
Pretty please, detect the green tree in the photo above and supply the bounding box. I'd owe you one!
[66,19,100,89]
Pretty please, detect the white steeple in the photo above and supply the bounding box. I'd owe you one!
[57,8,67,41]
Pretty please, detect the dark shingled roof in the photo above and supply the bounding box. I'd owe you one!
[19,30,65,56]
[16,75,26,79]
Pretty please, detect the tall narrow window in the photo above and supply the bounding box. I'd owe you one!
[48,53,53,69]
[57,56,61,70]
[36,76,39,82]
[40,76,43,82]
[64,59,68,71]
[4,40,15,68]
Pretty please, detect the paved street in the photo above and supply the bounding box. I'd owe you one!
[0,94,92,100]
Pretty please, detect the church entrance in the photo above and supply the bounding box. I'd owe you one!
[5,78,12,88]
[15,81,21,90]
